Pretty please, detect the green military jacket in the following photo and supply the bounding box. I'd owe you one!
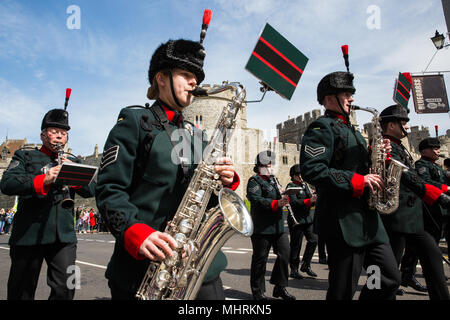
[95,100,227,294]
[300,111,389,247]
[286,181,314,226]
[0,147,95,246]
[246,175,285,235]
[380,137,425,234]
[415,156,448,235]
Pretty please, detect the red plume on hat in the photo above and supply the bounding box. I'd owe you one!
[203,9,212,26]
[200,9,212,45]
[341,45,349,72]
[64,88,72,110]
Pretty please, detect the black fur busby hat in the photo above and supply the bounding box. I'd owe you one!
[418,138,441,151]
[148,39,206,87]
[379,104,409,124]
[253,150,276,173]
[41,109,70,131]
[317,71,356,105]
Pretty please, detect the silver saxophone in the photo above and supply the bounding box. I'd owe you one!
[136,82,254,300]
[352,105,406,214]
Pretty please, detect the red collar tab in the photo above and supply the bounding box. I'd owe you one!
[160,102,182,124]
[257,174,270,181]
[326,110,349,124]
[292,180,303,186]
[40,145,56,157]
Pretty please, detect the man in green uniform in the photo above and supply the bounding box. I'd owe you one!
[286,164,317,279]
[378,104,449,299]
[300,70,401,300]
[246,150,295,300]
[0,108,95,300]
[95,38,240,300]
[415,138,449,242]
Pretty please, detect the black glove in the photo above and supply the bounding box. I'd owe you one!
[437,193,450,209]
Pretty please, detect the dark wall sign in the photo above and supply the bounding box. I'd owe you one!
[411,74,449,113]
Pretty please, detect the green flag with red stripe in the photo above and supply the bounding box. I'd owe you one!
[245,23,309,100]
[393,72,412,109]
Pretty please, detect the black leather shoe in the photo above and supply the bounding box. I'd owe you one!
[300,264,317,277]
[401,276,427,292]
[273,286,296,300]
[253,292,269,300]
[318,257,327,264]
[396,288,405,296]
[290,270,304,280]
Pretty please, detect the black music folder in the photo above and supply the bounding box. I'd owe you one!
[55,162,98,186]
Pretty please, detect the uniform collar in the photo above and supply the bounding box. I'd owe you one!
[325,110,349,125]
[291,180,303,186]
[257,174,270,181]
[158,99,183,124]
[40,145,56,158]
[421,155,436,163]
[383,134,402,146]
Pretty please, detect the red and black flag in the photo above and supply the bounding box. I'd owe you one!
[393,72,412,109]
[245,23,309,100]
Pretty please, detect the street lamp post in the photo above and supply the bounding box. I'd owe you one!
[425,30,450,71]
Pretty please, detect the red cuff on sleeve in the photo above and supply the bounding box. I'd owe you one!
[271,200,279,212]
[351,173,365,198]
[227,172,240,191]
[442,185,448,193]
[304,198,312,208]
[33,174,50,196]
[124,223,156,260]
[422,184,443,206]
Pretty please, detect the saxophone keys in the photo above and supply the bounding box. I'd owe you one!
[179,219,194,234]
[155,270,170,289]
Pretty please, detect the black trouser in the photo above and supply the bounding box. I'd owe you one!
[250,233,290,295]
[288,222,317,271]
[391,230,449,300]
[325,235,400,300]
[400,209,443,285]
[8,242,77,300]
[109,276,225,300]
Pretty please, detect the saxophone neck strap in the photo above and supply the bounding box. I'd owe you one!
[151,103,191,183]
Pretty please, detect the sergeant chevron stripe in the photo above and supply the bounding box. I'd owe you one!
[100,145,119,170]
[304,145,325,158]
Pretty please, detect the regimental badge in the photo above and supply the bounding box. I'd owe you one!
[304,145,325,158]
[100,145,119,170]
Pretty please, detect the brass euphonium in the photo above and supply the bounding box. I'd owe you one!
[352,105,406,214]
[135,82,253,300]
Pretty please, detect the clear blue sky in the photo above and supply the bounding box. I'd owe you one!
[1,0,449,156]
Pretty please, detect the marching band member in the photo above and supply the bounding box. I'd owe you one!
[1,106,95,300]
[286,164,318,279]
[299,68,400,300]
[247,150,295,300]
[378,105,449,300]
[95,37,240,300]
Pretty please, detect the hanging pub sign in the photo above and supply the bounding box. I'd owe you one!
[411,74,449,114]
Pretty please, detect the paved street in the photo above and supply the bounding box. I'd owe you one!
[0,232,449,300]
